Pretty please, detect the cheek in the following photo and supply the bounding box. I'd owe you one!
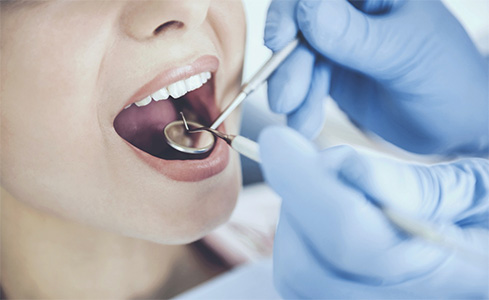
[1,7,109,174]
[0,5,115,220]
[210,1,246,79]
[0,104,107,221]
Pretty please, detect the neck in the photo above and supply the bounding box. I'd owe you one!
[0,187,191,299]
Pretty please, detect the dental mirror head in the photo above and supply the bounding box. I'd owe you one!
[164,119,216,154]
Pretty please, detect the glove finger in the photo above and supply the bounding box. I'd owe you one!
[267,43,315,114]
[349,0,406,15]
[339,152,489,223]
[315,146,448,281]
[277,208,488,297]
[296,0,406,81]
[275,208,460,298]
[287,59,331,140]
[274,207,416,298]
[326,148,489,280]
[259,126,318,195]
[264,0,299,51]
[273,209,335,299]
[329,67,398,142]
[330,67,449,154]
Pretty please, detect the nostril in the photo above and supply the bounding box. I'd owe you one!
[153,20,184,35]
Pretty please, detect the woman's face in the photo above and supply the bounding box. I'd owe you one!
[0,0,246,244]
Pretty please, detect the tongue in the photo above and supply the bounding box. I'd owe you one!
[114,100,177,157]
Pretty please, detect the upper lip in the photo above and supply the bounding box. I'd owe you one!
[122,55,219,110]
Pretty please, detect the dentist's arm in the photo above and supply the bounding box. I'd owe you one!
[265,0,488,156]
[259,126,489,298]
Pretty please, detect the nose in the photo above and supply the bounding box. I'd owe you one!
[120,0,211,41]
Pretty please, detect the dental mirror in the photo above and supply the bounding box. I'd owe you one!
[165,112,261,162]
[163,117,216,155]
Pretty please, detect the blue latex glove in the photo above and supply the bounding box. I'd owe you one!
[259,126,489,299]
[265,0,489,155]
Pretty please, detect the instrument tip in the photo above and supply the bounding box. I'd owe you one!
[179,112,189,131]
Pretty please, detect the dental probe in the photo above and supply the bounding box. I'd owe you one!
[209,38,300,130]
[381,207,487,268]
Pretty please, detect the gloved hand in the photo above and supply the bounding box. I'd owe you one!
[265,0,489,156]
[259,126,489,299]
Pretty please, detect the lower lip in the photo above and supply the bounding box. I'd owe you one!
[125,126,230,182]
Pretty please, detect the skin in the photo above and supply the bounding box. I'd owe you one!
[0,0,246,298]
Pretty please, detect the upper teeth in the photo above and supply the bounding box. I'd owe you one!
[127,71,212,109]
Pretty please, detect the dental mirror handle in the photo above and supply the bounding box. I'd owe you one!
[229,135,261,163]
[210,38,300,130]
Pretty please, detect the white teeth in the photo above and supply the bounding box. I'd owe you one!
[151,87,169,101]
[200,73,208,84]
[135,96,152,107]
[168,80,187,99]
[184,75,203,92]
[125,71,212,109]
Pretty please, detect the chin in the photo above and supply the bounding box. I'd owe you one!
[179,153,242,245]
[119,150,242,246]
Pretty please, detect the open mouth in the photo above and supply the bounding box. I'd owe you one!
[114,71,218,160]
[112,56,230,182]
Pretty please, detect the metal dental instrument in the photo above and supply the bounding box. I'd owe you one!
[164,38,299,155]
[164,112,260,162]
[164,119,215,155]
[210,38,299,130]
